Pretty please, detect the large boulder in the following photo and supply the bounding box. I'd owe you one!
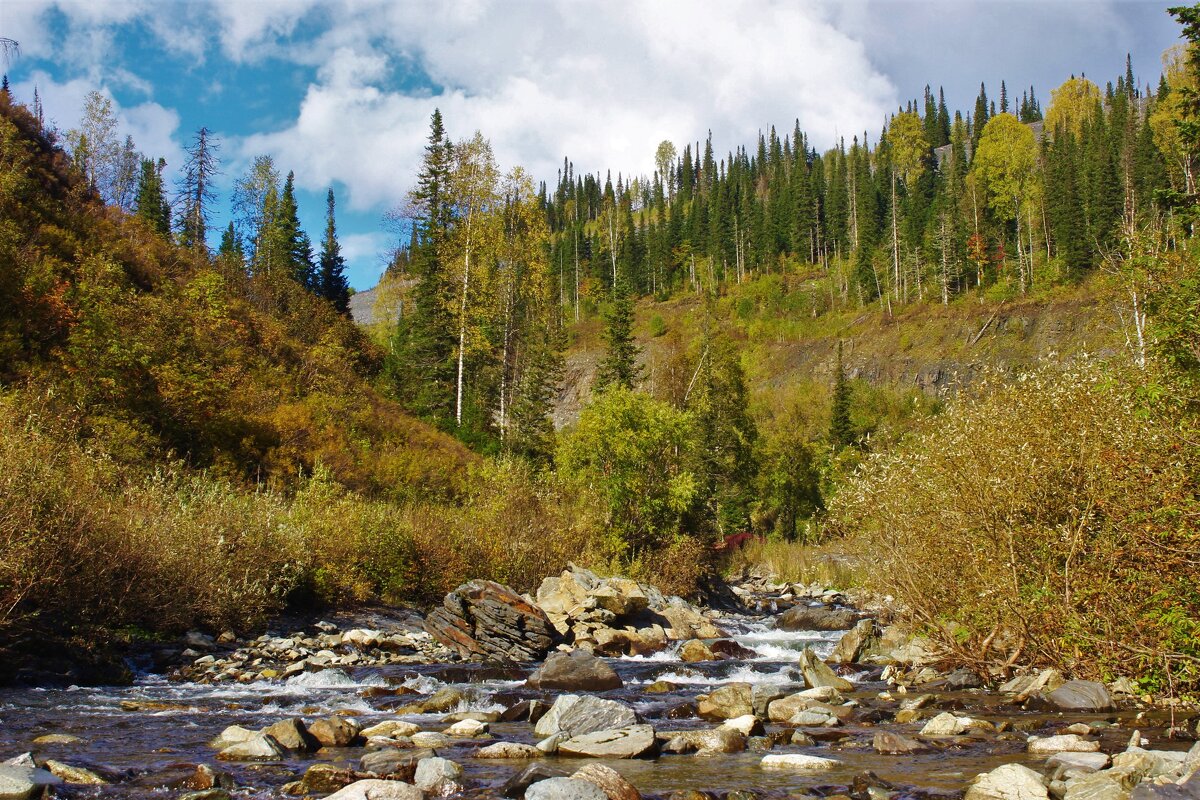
[426,580,558,662]
[526,650,622,691]
[534,695,639,738]
[216,733,285,761]
[775,604,857,632]
[696,683,753,721]
[830,619,879,664]
[760,754,840,771]
[1042,680,1114,712]
[964,764,1048,800]
[571,764,641,800]
[557,726,658,759]
[798,648,853,691]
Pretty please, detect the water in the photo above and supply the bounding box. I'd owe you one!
[0,609,1182,797]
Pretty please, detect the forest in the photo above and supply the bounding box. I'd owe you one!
[0,6,1197,691]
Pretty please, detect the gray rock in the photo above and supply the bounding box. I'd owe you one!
[1043,680,1114,712]
[798,648,853,691]
[1046,751,1109,778]
[414,756,462,792]
[1130,772,1200,800]
[965,764,1049,800]
[426,580,557,662]
[262,718,315,751]
[0,764,62,800]
[524,777,608,800]
[571,764,641,800]
[557,725,657,759]
[760,754,840,771]
[775,604,857,631]
[501,765,569,798]
[1028,734,1100,754]
[359,749,419,779]
[323,779,424,800]
[526,650,622,691]
[555,695,639,737]
[216,733,284,761]
[661,728,745,754]
[830,618,878,664]
[309,716,361,748]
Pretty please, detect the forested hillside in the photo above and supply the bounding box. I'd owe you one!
[1,5,1198,690]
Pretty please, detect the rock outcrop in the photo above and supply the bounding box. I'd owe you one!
[425,580,557,662]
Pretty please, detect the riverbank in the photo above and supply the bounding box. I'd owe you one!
[1,566,1197,799]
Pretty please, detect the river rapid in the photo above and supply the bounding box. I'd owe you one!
[0,603,1193,798]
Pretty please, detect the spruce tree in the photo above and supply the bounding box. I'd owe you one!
[317,187,351,314]
[135,157,171,236]
[829,341,853,448]
[596,278,642,390]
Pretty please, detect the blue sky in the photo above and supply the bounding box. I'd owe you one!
[1,0,1184,290]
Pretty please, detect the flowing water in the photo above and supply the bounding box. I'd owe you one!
[0,611,1185,798]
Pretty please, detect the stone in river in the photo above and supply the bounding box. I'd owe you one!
[571,764,642,800]
[964,763,1049,800]
[501,765,570,798]
[414,755,463,793]
[1042,680,1114,712]
[323,779,424,800]
[426,579,557,662]
[262,718,316,752]
[216,733,284,761]
[775,604,857,631]
[358,749,419,781]
[798,648,853,692]
[308,716,361,748]
[696,682,753,720]
[760,754,840,771]
[526,650,622,691]
[476,742,543,759]
[42,761,106,785]
[0,763,62,800]
[678,640,715,663]
[1027,734,1100,754]
[556,726,657,759]
[873,731,926,754]
[535,695,639,738]
[524,777,609,800]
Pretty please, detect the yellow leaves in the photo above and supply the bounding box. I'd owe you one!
[1045,77,1101,139]
[971,113,1040,221]
[886,111,928,185]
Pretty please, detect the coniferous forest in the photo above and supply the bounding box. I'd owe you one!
[0,2,1198,712]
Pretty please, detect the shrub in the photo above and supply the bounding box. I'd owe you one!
[829,361,1200,690]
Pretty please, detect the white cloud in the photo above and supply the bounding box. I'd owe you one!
[10,72,185,179]
[230,0,896,210]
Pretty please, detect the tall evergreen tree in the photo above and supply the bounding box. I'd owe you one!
[317,187,351,314]
[829,341,853,448]
[595,278,642,390]
[134,157,171,236]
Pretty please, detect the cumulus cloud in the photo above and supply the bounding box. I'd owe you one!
[229,0,896,209]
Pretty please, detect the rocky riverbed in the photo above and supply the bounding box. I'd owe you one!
[1,566,1197,800]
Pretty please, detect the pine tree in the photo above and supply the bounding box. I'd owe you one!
[217,221,245,272]
[596,278,642,390]
[317,187,351,313]
[829,341,853,447]
[135,157,171,236]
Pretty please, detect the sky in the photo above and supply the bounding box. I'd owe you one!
[0,0,1184,290]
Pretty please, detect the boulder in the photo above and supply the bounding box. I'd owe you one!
[525,778,608,800]
[1027,734,1100,754]
[766,692,825,723]
[534,695,639,738]
[414,756,462,792]
[760,754,840,771]
[775,604,857,631]
[571,764,641,800]
[710,639,758,660]
[830,618,878,664]
[1046,752,1110,778]
[679,640,715,663]
[443,719,488,737]
[426,579,558,662]
[410,732,450,748]
[31,734,82,746]
[0,764,62,800]
[309,716,361,748]
[557,726,657,759]
[798,648,853,692]
[919,712,989,737]
[476,742,543,759]
[324,779,425,800]
[526,650,622,691]
[697,683,753,721]
[964,764,1049,800]
[263,718,316,751]
[1043,680,1114,712]
[216,733,284,761]
[209,725,258,750]
[721,715,765,737]
[658,603,724,640]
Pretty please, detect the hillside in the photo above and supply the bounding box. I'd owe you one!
[554,273,1124,432]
